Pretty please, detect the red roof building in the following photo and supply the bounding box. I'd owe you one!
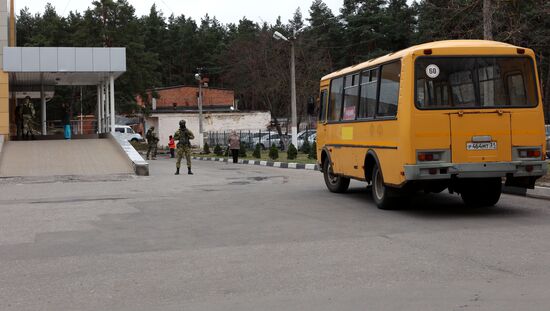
[137,85,235,111]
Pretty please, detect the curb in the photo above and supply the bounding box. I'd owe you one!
[192,156,319,171]
[502,185,550,200]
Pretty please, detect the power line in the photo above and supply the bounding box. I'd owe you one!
[61,0,73,16]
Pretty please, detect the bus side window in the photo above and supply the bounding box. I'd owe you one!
[319,90,328,122]
[377,61,401,117]
[358,69,377,118]
[343,74,359,120]
[329,77,344,121]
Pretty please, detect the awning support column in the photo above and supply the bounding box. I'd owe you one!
[110,75,115,133]
[100,82,105,133]
[96,84,101,134]
[104,80,110,132]
[40,75,47,135]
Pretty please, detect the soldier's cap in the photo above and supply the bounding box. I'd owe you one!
[179,120,186,126]
[25,96,31,100]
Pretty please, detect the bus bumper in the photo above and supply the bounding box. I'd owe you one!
[404,161,548,180]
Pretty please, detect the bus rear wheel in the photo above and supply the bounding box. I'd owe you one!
[460,178,502,208]
[372,164,401,210]
[323,160,350,193]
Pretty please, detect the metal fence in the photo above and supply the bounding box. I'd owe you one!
[205,127,316,150]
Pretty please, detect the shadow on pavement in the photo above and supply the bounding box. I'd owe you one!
[343,186,534,219]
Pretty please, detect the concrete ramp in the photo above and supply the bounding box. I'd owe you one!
[0,139,134,177]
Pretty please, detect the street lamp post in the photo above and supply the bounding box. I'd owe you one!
[195,70,205,149]
[273,30,298,147]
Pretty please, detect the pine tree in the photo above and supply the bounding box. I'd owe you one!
[269,143,279,160]
[253,143,262,159]
[239,142,247,157]
[301,140,311,154]
[287,143,298,160]
[214,144,223,156]
[308,141,317,160]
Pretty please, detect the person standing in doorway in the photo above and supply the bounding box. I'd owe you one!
[22,96,36,139]
[14,102,23,139]
[168,135,176,158]
[228,130,240,164]
[146,126,159,160]
[62,103,72,140]
[174,120,194,175]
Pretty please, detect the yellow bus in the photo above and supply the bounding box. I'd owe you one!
[316,40,548,209]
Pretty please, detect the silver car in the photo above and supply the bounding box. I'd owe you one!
[252,132,289,150]
[297,130,317,149]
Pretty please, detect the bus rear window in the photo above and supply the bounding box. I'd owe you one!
[415,57,537,109]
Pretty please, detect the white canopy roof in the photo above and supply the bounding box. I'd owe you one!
[2,47,126,86]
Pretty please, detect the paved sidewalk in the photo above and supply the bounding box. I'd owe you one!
[192,156,319,170]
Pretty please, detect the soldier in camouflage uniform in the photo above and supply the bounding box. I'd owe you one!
[22,96,36,139]
[146,126,159,160]
[174,120,194,175]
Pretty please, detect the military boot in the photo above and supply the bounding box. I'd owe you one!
[188,167,193,175]
[175,168,180,175]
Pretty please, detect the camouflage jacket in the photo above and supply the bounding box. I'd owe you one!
[146,129,158,145]
[174,128,194,148]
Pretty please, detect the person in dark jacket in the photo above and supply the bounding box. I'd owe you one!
[228,130,240,164]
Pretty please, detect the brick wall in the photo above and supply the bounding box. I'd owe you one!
[137,86,234,109]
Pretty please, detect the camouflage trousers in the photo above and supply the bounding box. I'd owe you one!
[176,146,192,169]
[23,115,35,137]
[146,144,157,159]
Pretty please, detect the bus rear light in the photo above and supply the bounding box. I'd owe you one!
[423,49,432,55]
[517,48,525,54]
[518,148,541,159]
[525,165,534,172]
[418,152,441,162]
[429,168,438,175]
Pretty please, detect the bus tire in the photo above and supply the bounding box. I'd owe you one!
[460,178,502,208]
[372,163,401,210]
[323,159,350,193]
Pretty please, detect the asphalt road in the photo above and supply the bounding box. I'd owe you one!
[1,158,549,310]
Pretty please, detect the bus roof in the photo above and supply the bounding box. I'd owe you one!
[321,40,528,81]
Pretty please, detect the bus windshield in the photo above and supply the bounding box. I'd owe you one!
[415,56,538,109]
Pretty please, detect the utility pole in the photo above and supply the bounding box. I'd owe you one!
[273,30,299,147]
[195,68,205,149]
[290,31,298,148]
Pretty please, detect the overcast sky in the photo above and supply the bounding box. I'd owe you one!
[15,0,349,25]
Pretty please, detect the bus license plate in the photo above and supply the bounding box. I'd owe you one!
[466,142,497,151]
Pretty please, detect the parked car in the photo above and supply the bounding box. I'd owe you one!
[297,130,317,149]
[546,125,550,158]
[252,132,289,150]
[114,125,144,142]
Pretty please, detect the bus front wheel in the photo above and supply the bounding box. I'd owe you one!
[460,178,502,208]
[323,160,350,193]
[372,164,401,210]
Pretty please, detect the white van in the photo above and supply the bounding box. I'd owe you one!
[114,125,144,142]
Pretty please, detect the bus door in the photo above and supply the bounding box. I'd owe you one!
[450,111,512,163]
[318,89,328,149]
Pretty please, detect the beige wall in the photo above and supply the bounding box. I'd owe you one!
[146,111,271,148]
[0,0,9,137]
